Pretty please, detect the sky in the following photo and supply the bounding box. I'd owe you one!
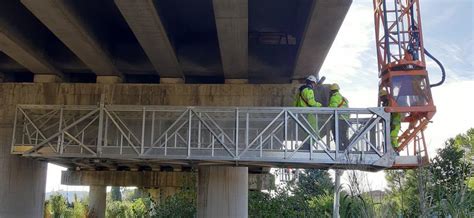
[319,0,473,190]
[45,0,474,193]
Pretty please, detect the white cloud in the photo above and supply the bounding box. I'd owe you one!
[319,1,378,91]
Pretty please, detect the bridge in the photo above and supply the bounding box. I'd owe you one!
[0,0,421,217]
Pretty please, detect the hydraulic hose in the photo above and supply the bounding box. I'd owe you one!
[424,48,446,87]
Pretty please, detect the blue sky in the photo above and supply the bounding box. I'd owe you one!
[45,0,474,192]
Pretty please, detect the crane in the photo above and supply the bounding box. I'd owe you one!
[373,0,445,169]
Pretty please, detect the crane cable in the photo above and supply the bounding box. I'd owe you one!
[424,48,446,87]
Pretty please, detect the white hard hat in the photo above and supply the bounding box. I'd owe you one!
[306,75,318,83]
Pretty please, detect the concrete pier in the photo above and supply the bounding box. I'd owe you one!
[198,166,248,218]
[89,185,106,218]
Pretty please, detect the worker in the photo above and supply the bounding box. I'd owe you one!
[294,75,322,108]
[294,75,322,150]
[328,83,349,151]
[379,89,401,149]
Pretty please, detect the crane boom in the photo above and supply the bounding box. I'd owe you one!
[373,0,436,168]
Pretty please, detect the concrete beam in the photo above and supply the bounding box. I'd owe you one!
[21,0,122,77]
[160,77,185,84]
[96,75,123,84]
[61,170,273,190]
[62,171,192,188]
[114,0,183,79]
[292,0,351,79]
[213,0,248,79]
[225,79,248,84]
[33,74,62,83]
[0,31,62,78]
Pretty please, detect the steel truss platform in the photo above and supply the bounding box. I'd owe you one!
[10,103,408,171]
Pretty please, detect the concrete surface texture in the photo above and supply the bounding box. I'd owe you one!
[89,185,106,218]
[114,0,183,79]
[0,0,351,83]
[61,170,274,190]
[20,0,122,77]
[198,166,248,218]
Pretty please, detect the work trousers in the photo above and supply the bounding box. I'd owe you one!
[331,119,349,151]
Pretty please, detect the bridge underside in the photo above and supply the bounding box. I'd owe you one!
[0,0,352,83]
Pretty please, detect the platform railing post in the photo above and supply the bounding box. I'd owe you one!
[10,106,19,153]
[97,94,105,157]
[335,109,339,160]
[187,109,192,157]
[235,109,239,158]
[58,106,63,154]
[333,169,343,218]
[141,107,146,155]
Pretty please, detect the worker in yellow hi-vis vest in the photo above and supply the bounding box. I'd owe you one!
[379,89,401,149]
[294,75,322,150]
[328,83,349,151]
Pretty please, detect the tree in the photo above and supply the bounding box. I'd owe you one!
[49,193,68,218]
[72,194,87,218]
[248,169,335,217]
[153,189,196,217]
[130,198,148,217]
[106,201,131,218]
[44,200,52,218]
[429,138,473,217]
[111,186,122,202]
[293,169,334,201]
[383,128,474,217]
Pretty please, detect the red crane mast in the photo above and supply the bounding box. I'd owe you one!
[373,0,438,168]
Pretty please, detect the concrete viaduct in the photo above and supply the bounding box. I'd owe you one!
[0,0,352,217]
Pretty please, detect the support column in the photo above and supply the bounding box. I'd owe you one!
[333,169,343,218]
[0,120,47,217]
[89,185,106,218]
[198,166,248,218]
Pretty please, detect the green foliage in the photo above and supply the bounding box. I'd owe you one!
[293,169,334,201]
[72,196,87,218]
[130,198,148,217]
[111,186,122,202]
[339,192,376,218]
[106,200,131,218]
[429,139,473,217]
[44,200,52,218]
[308,192,333,216]
[153,189,196,217]
[248,169,335,217]
[383,128,474,217]
[49,193,68,218]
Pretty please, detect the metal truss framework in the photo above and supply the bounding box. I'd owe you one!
[11,103,402,171]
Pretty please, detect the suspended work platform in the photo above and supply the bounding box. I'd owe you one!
[11,103,420,171]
